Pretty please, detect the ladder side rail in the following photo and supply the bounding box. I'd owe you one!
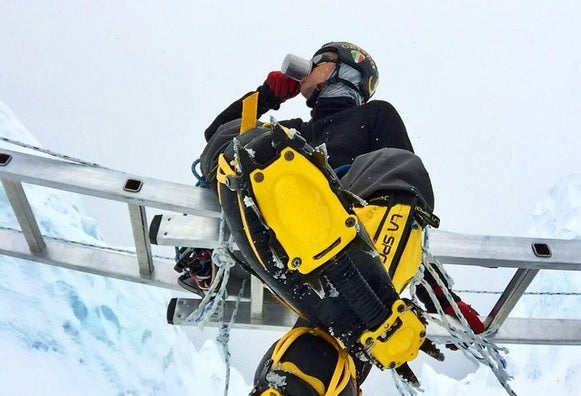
[0,227,252,302]
[428,317,581,346]
[2,227,580,344]
[0,148,220,217]
[169,296,581,345]
[487,317,581,345]
[0,226,179,290]
[170,296,298,329]
[151,216,581,271]
[429,230,581,271]
[1,179,46,252]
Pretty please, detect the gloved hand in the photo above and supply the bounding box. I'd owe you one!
[428,284,485,334]
[267,71,300,101]
[445,300,485,334]
[443,300,485,351]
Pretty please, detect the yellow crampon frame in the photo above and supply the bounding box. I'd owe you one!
[247,145,358,274]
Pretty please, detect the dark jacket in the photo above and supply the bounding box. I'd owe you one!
[204,81,414,170]
[201,80,434,208]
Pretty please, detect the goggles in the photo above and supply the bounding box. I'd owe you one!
[281,53,338,81]
[311,53,337,67]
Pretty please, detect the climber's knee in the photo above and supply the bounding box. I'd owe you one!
[250,327,359,396]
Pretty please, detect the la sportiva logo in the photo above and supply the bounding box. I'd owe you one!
[378,213,403,264]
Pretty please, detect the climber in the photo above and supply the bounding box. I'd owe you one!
[197,41,484,395]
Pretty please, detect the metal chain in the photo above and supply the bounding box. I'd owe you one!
[0,136,107,168]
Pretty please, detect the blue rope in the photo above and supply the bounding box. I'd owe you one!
[191,158,209,188]
[334,164,352,178]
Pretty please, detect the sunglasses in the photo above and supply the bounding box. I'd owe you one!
[311,54,338,67]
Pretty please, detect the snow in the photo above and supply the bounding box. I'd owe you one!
[1,100,580,394]
[0,101,248,395]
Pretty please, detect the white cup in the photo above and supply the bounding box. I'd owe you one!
[281,54,312,81]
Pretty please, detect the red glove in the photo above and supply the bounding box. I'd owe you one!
[430,285,485,334]
[267,71,300,100]
[444,301,485,334]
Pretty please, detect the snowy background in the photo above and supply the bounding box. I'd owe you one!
[1,1,580,395]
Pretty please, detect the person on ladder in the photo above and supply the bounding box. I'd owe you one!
[188,41,485,395]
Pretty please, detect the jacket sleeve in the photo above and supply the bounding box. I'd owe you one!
[368,101,414,153]
[204,81,284,142]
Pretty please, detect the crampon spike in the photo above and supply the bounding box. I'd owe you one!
[395,363,421,388]
[420,338,445,361]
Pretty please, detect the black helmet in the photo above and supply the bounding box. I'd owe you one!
[313,41,379,102]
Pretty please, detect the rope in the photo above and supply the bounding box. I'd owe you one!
[191,158,209,188]
[0,136,107,168]
[410,231,518,396]
[182,216,235,326]
[197,213,243,396]
[216,278,246,396]
[455,289,580,296]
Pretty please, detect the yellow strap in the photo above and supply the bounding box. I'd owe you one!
[277,361,326,395]
[216,154,236,185]
[240,92,259,134]
[313,330,356,396]
[271,327,309,363]
[259,389,283,396]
